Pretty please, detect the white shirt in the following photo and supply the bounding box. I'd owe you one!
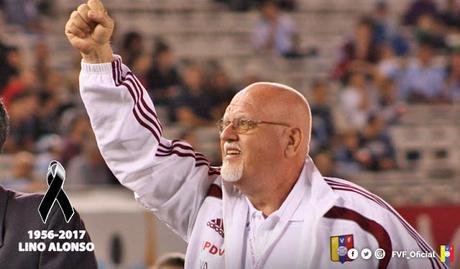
[244,176,305,268]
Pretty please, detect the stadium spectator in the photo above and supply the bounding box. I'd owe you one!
[34,134,63,176]
[333,17,379,80]
[253,0,298,57]
[376,78,406,125]
[4,91,40,153]
[59,113,91,166]
[376,43,401,80]
[440,0,460,30]
[215,0,296,12]
[1,0,42,31]
[146,40,181,110]
[67,135,117,186]
[120,31,144,68]
[399,40,446,103]
[444,47,460,102]
[205,62,235,120]
[0,151,39,192]
[340,71,378,129]
[414,14,446,49]
[310,80,335,155]
[371,1,409,55]
[334,130,364,177]
[312,149,335,177]
[172,62,214,126]
[0,46,22,95]
[358,114,397,171]
[33,41,51,87]
[403,0,438,26]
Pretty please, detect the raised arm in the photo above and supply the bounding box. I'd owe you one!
[64,0,220,241]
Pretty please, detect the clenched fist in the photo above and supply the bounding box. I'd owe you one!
[65,0,114,63]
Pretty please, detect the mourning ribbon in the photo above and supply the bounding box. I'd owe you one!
[38,160,74,223]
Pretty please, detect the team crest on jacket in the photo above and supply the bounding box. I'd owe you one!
[330,234,354,263]
[207,218,224,238]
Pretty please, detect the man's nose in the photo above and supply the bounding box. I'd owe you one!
[219,123,238,142]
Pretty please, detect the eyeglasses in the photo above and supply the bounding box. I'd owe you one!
[217,118,291,134]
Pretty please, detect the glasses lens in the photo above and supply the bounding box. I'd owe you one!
[218,119,229,132]
[237,119,252,133]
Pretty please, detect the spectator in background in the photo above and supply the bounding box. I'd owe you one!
[376,43,401,80]
[60,113,91,166]
[312,150,335,177]
[371,1,409,55]
[358,114,396,171]
[0,45,20,92]
[66,135,117,186]
[334,130,364,177]
[309,80,335,155]
[253,0,298,57]
[146,40,181,109]
[4,91,40,153]
[205,62,235,120]
[376,78,405,125]
[333,17,378,80]
[400,40,446,103]
[444,47,460,102]
[34,134,62,176]
[153,253,185,269]
[215,0,296,12]
[33,41,51,87]
[403,0,438,26]
[440,0,460,30]
[172,62,214,126]
[0,151,38,192]
[414,14,446,49]
[120,31,144,68]
[340,71,378,129]
[2,0,42,31]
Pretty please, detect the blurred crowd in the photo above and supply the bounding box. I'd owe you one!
[0,0,459,192]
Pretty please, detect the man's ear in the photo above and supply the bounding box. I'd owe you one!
[285,128,302,158]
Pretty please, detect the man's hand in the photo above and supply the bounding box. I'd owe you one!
[65,0,114,63]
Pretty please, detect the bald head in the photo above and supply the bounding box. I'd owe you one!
[220,82,312,203]
[230,82,312,153]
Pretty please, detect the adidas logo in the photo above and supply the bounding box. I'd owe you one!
[207,218,224,238]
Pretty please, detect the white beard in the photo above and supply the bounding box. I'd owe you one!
[221,159,244,183]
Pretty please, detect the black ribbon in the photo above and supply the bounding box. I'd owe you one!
[38,160,75,223]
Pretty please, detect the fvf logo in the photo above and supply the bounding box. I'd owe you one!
[202,241,225,256]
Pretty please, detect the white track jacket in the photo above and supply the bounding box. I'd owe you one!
[79,56,447,269]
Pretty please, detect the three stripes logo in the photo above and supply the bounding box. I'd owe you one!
[207,218,224,238]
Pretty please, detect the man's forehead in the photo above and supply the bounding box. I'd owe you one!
[223,98,257,118]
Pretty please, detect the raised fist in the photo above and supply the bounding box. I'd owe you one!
[65,0,114,63]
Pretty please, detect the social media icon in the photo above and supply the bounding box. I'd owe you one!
[375,248,386,260]
[347,248,358,260]
[361,248,372,260]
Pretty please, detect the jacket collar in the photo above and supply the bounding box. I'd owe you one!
[221,157,339,268]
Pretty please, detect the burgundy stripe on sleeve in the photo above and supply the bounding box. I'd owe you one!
[125,72,163,134]
[325,206,392,269]
[128,72,164,132]
[157,139,221,176]
[111,60,160,142]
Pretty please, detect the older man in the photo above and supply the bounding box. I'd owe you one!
[66,1,446,268]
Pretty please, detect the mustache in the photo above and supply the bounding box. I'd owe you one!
[224,142,241,151]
